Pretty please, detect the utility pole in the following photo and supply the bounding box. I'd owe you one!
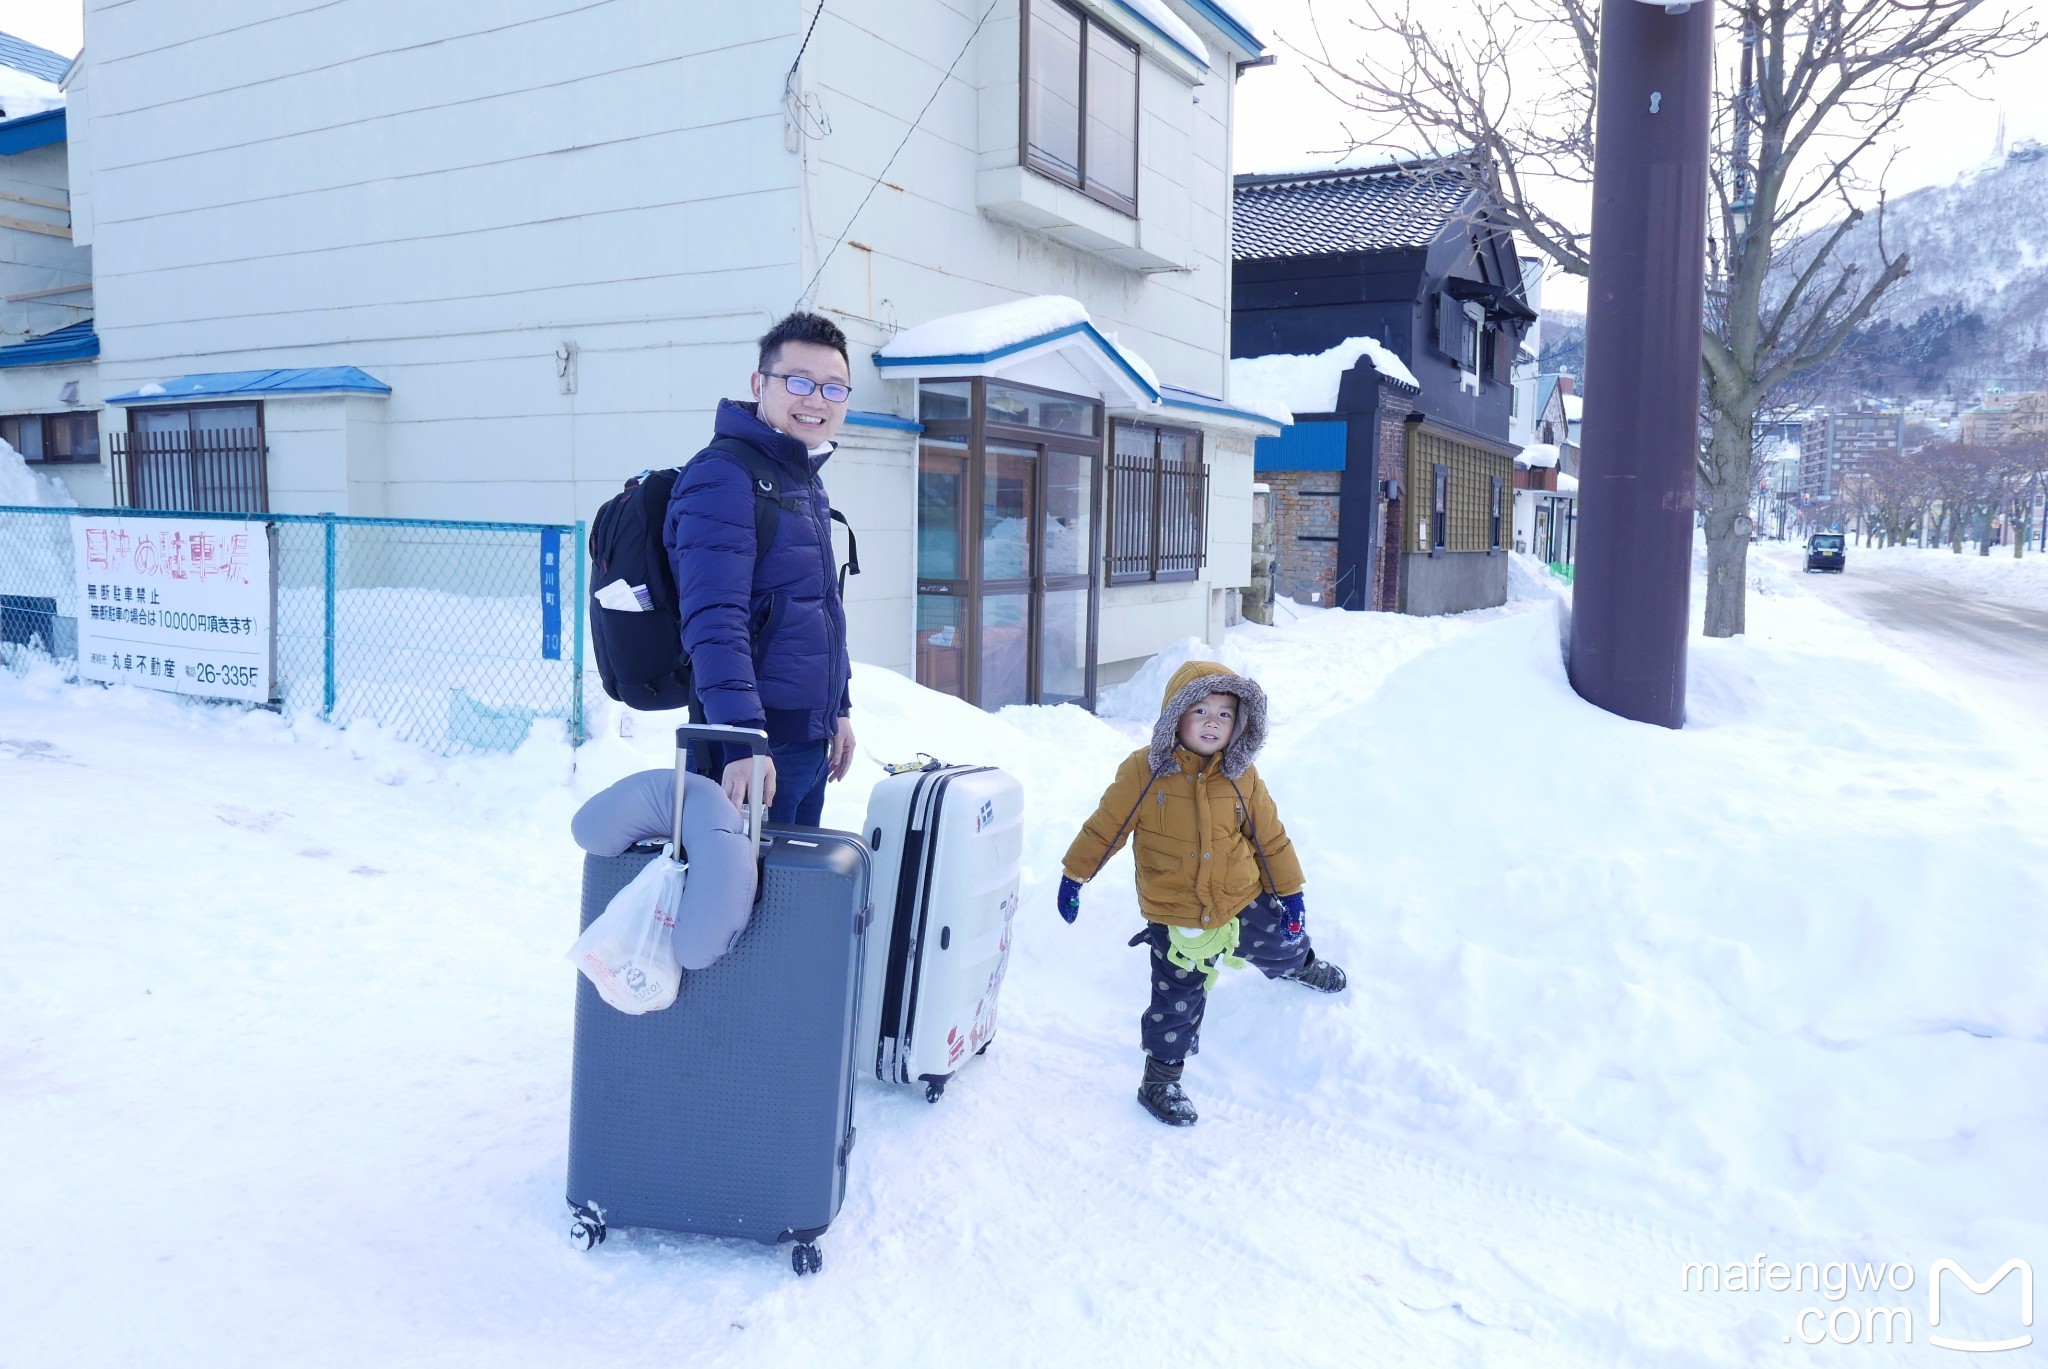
[1567,0,1716,729]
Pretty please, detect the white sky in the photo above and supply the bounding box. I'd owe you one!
[9,0,2046,317]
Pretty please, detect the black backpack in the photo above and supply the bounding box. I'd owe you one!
[588,437,857,712]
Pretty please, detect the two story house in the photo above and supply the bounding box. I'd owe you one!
[48,0,1278,711]
[0,32,98,465]
[1228,157,1534,615]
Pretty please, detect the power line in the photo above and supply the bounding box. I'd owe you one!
[796,0,1000,310]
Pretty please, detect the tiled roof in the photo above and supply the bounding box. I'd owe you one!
[0,31,73,85]
[1233,161,1479,262]
[0,319,96,369]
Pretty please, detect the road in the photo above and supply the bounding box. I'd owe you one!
[1760,545,2048,730]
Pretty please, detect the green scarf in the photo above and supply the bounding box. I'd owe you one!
[1165,918,1244,989]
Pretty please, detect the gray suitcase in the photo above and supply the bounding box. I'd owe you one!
[565,725,871,1275]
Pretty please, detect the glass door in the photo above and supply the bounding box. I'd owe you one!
[915,379,1101,710]
[979,442,1038,709]
[1039,446,1095,706]
[916,438,971,701]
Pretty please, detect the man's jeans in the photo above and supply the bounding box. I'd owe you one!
[767,736,830,827]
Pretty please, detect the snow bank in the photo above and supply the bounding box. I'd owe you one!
[1230,336,1420,417]
[7,559,2047,1364]
[0,438,77,507]
[1850,542,2048,610]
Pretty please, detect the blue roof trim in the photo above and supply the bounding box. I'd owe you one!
[0,107,65,155]
[1178,1,1263,56]
[0,31,73,84]
[1159,383,1287,428]
[107,366,392,405]
[0,319,96,368]
[1105,1,1210,70]
[875,320,1161,404]
[1256,419,1348,472]
[844,409,922,433]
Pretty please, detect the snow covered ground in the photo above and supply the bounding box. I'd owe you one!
[5,554,2046,1366]
[1836,542,2048,611]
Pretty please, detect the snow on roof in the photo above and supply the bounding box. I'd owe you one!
[1200,0,1262,45]
[1556,472,1579,494]
[879,296,1089,363]
[1116,0,1209,66]
[1517,443,1560,470]
[876,295,1163,408]
[0,62,63,120]
[1230,336,1420,418]
[1562,393,1583,420]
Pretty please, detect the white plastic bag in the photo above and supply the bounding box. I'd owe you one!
[567,847,687,1014]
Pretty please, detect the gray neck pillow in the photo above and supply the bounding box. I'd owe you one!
[570,768,759,970]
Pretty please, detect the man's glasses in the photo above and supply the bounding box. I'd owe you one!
[764,372,853,404]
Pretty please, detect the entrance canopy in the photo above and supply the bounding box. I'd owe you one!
[874,296,1160,410]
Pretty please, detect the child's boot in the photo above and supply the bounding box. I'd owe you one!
[1137,1055,1198,1126]
[1282,951,1346,993]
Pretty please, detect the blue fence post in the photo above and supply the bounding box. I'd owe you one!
[571,519,587,747]
[321,513,337,720]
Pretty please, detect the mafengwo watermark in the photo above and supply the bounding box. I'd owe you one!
[1682,1254,2033,1351]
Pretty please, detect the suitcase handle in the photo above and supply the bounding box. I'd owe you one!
[672,724,770,848]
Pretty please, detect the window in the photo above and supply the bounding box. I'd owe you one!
[1490,476,1504,551]
[1,411,99,463]
[1431,463,1449,552]
[1107,421,1205,584]
[1023,0,1139,214]
[111,403,267,513]
[1435,293,1486,374]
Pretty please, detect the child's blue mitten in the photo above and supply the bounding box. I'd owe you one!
[1057,876,1083,924]
[1277,891,1306,943]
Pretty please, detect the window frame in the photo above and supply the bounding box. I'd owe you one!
[1490,475,1504,552]
[1431,462,1449,556]
[1,410,100,464]
[1019,0,1141,218]
[1106,419,1207,586]
[112,401,269,513]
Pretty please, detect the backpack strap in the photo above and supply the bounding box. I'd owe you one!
[830,508,860,592]
[700,436,785,563]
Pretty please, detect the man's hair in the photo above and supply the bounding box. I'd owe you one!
[757,311,850,373]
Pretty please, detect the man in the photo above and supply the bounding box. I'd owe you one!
[665,312,857,825]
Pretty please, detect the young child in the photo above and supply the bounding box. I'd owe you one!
[1057,660,1345,1127]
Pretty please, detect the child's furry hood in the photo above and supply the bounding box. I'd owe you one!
[1148,658,1268,779]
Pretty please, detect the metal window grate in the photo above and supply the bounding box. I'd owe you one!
[1106,421,1205,584]
[109,429,269,514]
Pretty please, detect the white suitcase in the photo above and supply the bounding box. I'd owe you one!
[856,762,1024,1101]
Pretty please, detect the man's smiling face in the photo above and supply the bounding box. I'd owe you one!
[752,339,851,448]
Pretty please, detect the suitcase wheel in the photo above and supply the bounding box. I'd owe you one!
[976,1040,992,1057]
[924,1078,948,1104]
[569,1200,608,1251]
[791,1242,823,1276]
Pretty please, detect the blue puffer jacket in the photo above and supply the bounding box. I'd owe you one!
[664,399,851,742]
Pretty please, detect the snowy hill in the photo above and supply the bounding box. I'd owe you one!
[5,559,2047,1364]
[1799,145,2048,372]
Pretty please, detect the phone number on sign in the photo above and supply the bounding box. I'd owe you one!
[186,662,264,688]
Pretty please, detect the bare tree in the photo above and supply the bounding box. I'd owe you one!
[1296,0,2041,635]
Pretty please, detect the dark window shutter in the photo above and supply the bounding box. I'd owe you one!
[1437,292,1461,360]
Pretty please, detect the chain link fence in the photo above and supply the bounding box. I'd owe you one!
[0,505,586,754]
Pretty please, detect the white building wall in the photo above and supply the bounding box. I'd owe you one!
[1,140,93,342]
[77,0,803,525]
[795,0,1257,677]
